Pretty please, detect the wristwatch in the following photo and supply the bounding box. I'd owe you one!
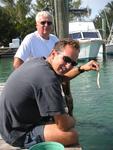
[78,66,85,73]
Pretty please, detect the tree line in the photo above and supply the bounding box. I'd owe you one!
[0,0,113,46]
[94,1,113,40]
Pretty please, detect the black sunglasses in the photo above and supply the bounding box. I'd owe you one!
[40,21,52,26]
[63,56,78,66]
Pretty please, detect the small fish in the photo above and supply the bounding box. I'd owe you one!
[97,71,100,88]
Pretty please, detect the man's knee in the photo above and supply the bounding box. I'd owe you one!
[67,129,79,145]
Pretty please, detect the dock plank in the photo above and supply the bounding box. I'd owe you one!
[0,138,82,150]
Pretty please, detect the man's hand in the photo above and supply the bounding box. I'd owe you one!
[54,113,76,131]
[80,60,99,71]
[64,60,100,80]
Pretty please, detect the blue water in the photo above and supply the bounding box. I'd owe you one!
[0,57,13,82]
[71,55,113,150]
[0,55,113,150]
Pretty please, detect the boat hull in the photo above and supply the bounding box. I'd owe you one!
[78,39,103,60]
[105,43,113,55]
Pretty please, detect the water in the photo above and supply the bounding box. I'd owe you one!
[0,56,113,150]
[71,55,113,150]
[0,57,13,82]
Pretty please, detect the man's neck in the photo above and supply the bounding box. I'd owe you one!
[42,35,49,40]
[37,31,49,40]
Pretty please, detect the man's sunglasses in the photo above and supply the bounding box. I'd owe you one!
[63,56,78,66]
[40,21,52,26]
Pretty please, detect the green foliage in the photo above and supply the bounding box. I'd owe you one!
[69,0,81,9]
[15,17,35,40]
[69,0,81,21]
[94,1,113,39]
[0,0,82,46]
[0,0,33,46]
[0,6,17,46]
[32,0,53,14]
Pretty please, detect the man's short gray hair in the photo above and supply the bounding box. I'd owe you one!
[35,11,52,22]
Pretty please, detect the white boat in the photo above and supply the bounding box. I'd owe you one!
[105,42,113,55]
[69,21,103,60]
[105,24,113,55]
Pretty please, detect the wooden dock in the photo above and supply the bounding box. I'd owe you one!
[0,47,17,58]
[0,138,82,150]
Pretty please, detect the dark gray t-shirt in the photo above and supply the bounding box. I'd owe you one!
[0,57,65,143]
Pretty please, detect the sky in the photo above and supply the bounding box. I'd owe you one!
[0,0,112,19]
[80,0,112,19]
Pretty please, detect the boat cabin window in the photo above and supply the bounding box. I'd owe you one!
[69,32,82,39]
[82,32,99,38]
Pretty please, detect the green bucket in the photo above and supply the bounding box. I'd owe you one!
[29,142,64,150]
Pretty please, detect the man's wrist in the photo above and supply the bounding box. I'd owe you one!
[77,66,85,73]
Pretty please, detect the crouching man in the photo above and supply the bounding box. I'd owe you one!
[0,39,99,149]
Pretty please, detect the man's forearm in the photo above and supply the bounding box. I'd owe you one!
[64,60,99,80]
[64,66,84,80]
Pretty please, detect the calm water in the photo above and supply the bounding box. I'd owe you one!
[0,57,13,82]
[0,56,113,150]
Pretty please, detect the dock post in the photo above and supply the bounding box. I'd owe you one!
[102,41,106,60]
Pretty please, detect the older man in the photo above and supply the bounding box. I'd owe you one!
[13,11,58,68]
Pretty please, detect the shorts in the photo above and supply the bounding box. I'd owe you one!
[12,125,45,149]
[11,117,54,149]
[24,125,45,149]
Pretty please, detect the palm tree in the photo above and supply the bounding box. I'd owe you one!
[94,1,113,39]
[1,0,32,24]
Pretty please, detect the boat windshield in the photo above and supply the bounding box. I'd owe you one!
[69,31,99,39]
[82,32,99,38]
[69,32,82,39]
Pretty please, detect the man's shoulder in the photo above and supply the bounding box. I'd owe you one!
[49,34,59,40]
[25,31,36,39]
[22,31,39,44]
